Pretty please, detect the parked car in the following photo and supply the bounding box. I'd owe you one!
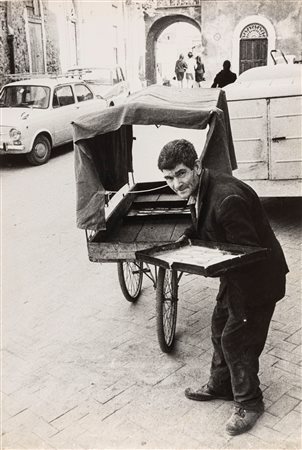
[0,77,107,165]
[224,64,302,196]
[66,65,130,106]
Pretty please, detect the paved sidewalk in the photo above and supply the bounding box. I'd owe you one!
[2,198,301,449]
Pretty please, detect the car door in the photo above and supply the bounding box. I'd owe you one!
[52,84,77,145]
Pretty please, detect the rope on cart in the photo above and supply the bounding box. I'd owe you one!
[106,184,168,195]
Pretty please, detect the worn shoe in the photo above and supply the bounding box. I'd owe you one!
[226,404,264,436]
[185,384,234,402]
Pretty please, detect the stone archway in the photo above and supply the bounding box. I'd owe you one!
[146,14,201,85]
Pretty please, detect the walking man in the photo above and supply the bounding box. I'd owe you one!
[211,60,237,88]
[157,139,288,436]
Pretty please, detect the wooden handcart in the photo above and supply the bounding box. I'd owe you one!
[73,85,267,353]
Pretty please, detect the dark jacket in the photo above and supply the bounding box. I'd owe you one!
[175,59,187,74]
[211,69,237,88]
[184,169,288,308]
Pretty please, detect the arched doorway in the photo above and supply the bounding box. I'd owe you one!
[146,15,201,85]
[239,23,268,73]
[232,16,276,76]
[156,22,201,83]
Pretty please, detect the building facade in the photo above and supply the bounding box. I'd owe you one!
[0,0,146,91]
[142,0,302,85]
[201,0,302,83]
[0,0,75,86]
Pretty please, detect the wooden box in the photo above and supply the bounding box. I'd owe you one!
[87,181,192,262]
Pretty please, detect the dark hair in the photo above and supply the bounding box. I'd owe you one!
[158,139,198,171]
[223,60,231,70]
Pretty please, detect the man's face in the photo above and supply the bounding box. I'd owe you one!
[162,161,201,199]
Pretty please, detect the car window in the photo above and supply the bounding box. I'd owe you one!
[74,84,93,102]
[0,85,50,109]
[119,67,125,81]
[53,85,75,108]
[112,69,119,85]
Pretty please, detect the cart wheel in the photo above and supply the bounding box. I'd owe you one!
[117,261,143,302]
[156,268,178,353]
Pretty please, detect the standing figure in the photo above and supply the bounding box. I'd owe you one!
[157,139,288,436]
[211,60,237,88]
[175,54,187,88]
[185,52,195,88]
[194,56,205,87]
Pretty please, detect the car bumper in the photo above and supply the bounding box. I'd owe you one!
[0,141,27,154]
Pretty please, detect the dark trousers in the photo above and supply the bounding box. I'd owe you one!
[208,282,275,410]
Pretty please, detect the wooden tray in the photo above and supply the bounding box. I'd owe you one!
[135,239,269,277]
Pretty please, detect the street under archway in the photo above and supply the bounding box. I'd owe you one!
[156,22,201,84]
[145,15,201,85]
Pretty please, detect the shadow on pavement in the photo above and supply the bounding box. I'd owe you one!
[0,142,73,171]
[261,197,302,226]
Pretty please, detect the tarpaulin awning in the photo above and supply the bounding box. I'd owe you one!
[73,85,237,231]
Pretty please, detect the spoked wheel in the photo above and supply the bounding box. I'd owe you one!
[156,267,178,353]
[117,261,143,302]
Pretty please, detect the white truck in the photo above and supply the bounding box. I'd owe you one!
[224,63,302,196]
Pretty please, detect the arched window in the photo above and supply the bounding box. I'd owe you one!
[239,23,268,74]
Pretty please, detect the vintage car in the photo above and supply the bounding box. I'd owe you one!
[0,77,107,165]
[66,65,130,106]
[224,64,302,196]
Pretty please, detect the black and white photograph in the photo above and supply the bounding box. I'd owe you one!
[1,0,301,449]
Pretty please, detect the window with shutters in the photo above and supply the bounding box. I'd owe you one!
[26,0,41,18]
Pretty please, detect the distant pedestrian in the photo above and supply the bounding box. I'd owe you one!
[211,60,237,88]
[175,54,187,88]
[194,56,205,87]
[185,52,195,88]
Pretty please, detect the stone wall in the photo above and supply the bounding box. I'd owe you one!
[201,0,302,84]
[0,2,10,87]
[42,3,61,74]
[0,0,61,88]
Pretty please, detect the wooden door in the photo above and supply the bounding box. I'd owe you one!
[239,38,267,74]
[29,21,45,73]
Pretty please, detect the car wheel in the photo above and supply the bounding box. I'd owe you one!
[27,134,51,166]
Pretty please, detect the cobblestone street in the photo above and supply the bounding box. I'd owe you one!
[2,151,302,449]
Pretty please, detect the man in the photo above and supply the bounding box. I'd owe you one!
[211,60,237,88]
[157,139,288,436]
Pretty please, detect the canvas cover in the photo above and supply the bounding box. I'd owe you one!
[72,85,237,231]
